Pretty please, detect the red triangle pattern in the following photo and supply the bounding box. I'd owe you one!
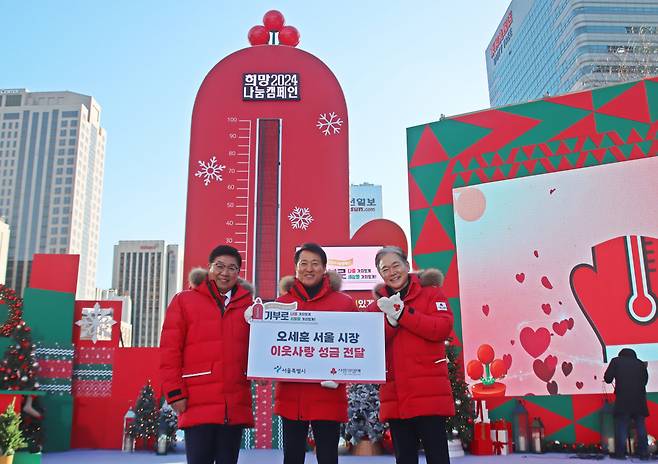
[412,208,454,256]
[574,423,601,444]
[505,147,520,163]
[649,140,658,156]
[647,121,658,140]
[626,128,644,144]
[410,125,450,168]
[556,142,572,156]
[540,144,553,157]
[550,113,597,142]
[408,171,430,210]
[538,158,556,173]
[608,132,625,146]
[524,401,573,437]
[546,91,594,111]
[442,254,459,298]
[523,159,538,173]
[630,144,646,159]
[591,148,607,162]
[557,156,575,171]
[522,145,536,156]
[491,169,506,182]
[454,109,540,159]
[433,171,458,206]
[491,153,505,166]
[596,81,651,123]
[572,394,604,421]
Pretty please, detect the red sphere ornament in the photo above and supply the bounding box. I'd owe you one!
[477,344,495,364]
[262,10,285,32]
[278,26,300,46]
[466,360,484,380]
[489,358,507,378]
[248,25,269,46]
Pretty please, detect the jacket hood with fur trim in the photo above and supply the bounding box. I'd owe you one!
[372,268,443,298]
[278,270,343,295]
[188,267,254,295]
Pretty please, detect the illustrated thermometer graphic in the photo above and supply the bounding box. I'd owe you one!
[625,235,657,324]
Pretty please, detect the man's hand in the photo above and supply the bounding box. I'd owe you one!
[244,304,254,324]
[320,380,339,389]
[377,293,404,326]
[170,398,187,415]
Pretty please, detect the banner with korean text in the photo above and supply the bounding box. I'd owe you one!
[247,308,385,383]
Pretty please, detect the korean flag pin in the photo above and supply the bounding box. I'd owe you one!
[436,301,448,311]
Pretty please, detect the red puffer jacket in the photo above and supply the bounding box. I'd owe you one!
[159,269,254,428]
[367,270,454,421]
[274,272,357,422]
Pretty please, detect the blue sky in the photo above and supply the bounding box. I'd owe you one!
[4,1,509,288]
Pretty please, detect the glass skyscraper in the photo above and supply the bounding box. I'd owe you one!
[486,0,658,107]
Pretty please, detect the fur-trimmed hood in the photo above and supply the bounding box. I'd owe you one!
[278,270,343,295]
[372,268,443,298]
[188,267,254,295]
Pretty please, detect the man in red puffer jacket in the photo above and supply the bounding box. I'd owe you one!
[159,245,254,464]
[273,242,356,464]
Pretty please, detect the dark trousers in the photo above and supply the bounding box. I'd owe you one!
[282,417,340,464]
[614,414,648,457]
[389,416,450,464]
[184,423,243,464]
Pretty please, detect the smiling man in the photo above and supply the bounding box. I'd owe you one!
[274,242,357,464]
[159,245,254,464]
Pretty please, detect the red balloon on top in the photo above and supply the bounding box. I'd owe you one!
[248,25,269,46]
[263,10,285,32]
[477,344,495,364]
[278,25,300,47]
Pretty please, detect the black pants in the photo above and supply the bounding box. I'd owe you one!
[614,413,648,457]
[389,416,449,464]
[282,417,340,464]
[184,423,243,464]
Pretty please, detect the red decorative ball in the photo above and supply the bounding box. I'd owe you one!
[490,358,507,378]
[262,10,285,32]
[278,26,300,46]
[248,25,269,46]
[18,355,25,361]
[466,360,484,380]
[477,344,495,364]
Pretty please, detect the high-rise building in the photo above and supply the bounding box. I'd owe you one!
[112,240,181,347]
[0,217,9,284]
[349,182,383,236]
[165,244,183,305]
[0,89,106,297]
[486,1,658,107]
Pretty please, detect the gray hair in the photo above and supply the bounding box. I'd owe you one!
[374,246,408,270]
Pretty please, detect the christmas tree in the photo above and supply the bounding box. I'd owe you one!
[0,321,38,391]
[345,384,385,442]
[129,380,159,447]
[446,339,475,448]
[158,402,178,450]
[0,400,27,456]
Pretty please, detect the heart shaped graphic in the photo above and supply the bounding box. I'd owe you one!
[394,304,400,310]
[520,327,551,358]
[576,381,584,390]
[510,339,515,345]
[503,354,512,370]
[561,361,573,377]
[541,303,552,315]
[534,250,539,258]
[482,304,490,316]
[516,273,525,283]
[541,276,553,289]
[552,320,569,336]
[533,355,557,382]
[546,380,558,395]
[566,318,574,330]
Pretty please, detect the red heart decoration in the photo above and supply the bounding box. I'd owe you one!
[533,355,557,382]
[541,303,552,315]
[510,340,515,345]
[546,380,558,395]
[561,361,573,377]
[567,318,574,330]
[516,273,525,283]
[482,304,490,316]
[393,304,401,310]
[534,250,539,258]
[552,320,569,336]
[576,381,584,389]
[520,327,551,358]
[541,276,553,289]
[503,354,512,370]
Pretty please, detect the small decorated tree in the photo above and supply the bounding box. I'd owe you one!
[446,340,475,448]
[345,384,385,442]
[0,401,27,456]
[0,321,38,391]
[158,402,178,450]
[129,380,159,447]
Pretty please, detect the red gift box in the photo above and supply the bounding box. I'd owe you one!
[471,422,493,455]
[490,419,513,455]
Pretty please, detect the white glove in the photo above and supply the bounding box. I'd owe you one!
[377,293,404,321]
[244,304,253,324]
[320,380,339,389]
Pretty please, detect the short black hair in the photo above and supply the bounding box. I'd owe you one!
[209,245,242,268]
[294,242,327,267]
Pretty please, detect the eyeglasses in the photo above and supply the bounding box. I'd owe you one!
[211,262,240,274]
[379,262,404,276]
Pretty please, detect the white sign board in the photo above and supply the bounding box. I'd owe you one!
[247,307,385,383]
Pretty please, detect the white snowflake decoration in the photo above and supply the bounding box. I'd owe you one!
[75,303,117,344]
[288,206,314,230]
[316,112,343,136]
[195,155,226,186]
